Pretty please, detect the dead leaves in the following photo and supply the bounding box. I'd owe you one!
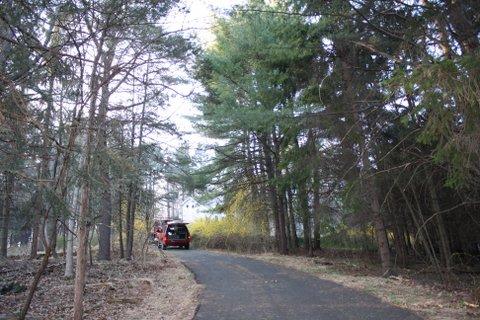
[0,249,193,320]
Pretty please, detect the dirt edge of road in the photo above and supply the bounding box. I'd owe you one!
[208,250,479,320]
[124,248,202,320]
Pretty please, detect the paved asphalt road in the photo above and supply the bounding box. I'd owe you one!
[171,249,421,320]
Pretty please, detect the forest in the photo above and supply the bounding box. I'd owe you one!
[1,0,480,319]
[191,0,480,278]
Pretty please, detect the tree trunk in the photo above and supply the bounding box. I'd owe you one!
[73,25,105,318]
[339,54,392,274]
[262,138,287,254]
[19,231,55,320]
[39,218,47,252]
[73,107,96,319]
[401,185,443,276]
[118,191,125,259]
[29,212,40,259]
[286,187,298,249]
[73,182,90,320]
[391,205,407,268]
[125,184,136,260]
[312,170,321,251]
[30,165,43,259]
[97,174,112,260]
[20,103,84,320]
[283,189,292,251]
[0,172,14,258]
[370,181,392,275]
[260,185,270,235]
[271,132,288,255]
[427,176,452,271]
[45,217,58,258]
[96,42,116,261]
[298,180,313,257]
[65,216,75,278]
[279,187,291,250]
[65,187,79,278]
[125,184,138,261]
[125,101,138,260]
[276,182,289,254]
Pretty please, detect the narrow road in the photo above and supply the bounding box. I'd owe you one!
[171,250,421,320]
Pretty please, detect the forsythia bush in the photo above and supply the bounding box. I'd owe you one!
[189,189,275,253]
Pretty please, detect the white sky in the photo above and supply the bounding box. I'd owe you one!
[155,0,246,221]
[160,0,246,154]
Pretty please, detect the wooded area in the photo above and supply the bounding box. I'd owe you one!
[1,0,480,318]
[0,0,193,318]
[192,0,480,279]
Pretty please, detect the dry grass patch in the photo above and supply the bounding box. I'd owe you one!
[123,251,201,320]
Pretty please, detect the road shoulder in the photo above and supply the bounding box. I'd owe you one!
[124,248,201,320]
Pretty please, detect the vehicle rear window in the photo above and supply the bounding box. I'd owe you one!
[167,225,188,235]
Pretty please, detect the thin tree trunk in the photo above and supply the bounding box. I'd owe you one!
[400,185,442,276]
[39,75,56,257]
[283,189,292,251]
[125,103,137,260]
[30,164,43,259]
[73,114,96,319]
[390,204,407,268]
[62,220,66,256]
[89,226,94,266]
[20,60,86,318]
[29,210,40,259]
[286,187,298,249]
[312,171,321,251]
[125,184,135,260]
[73,25,105,318]
[19,110,84,319]
[272,134,288,255]
[46,218,58,258]
[370,181,391,275]
[125,74,148,260]
[97,170,112,260]
[0,172,14,258]
[340,55,392,274]
[276,180,288,255]
[65,187,79,278]
[73,182,90,320]
[19,229,55,319]
[298,180,313,257]
[307,130,322,251]
[39,218,47,252]
[65,216,75,277]
[118,191,125,259]
[427,176,452,271]
[262,139,285,254]
[96,42,116,261]
[260,185,270,235]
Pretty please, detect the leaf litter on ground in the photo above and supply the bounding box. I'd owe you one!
[0,246,199,320]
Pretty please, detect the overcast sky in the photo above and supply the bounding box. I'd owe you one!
[158,0,246,154]
[155,0,246,221]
